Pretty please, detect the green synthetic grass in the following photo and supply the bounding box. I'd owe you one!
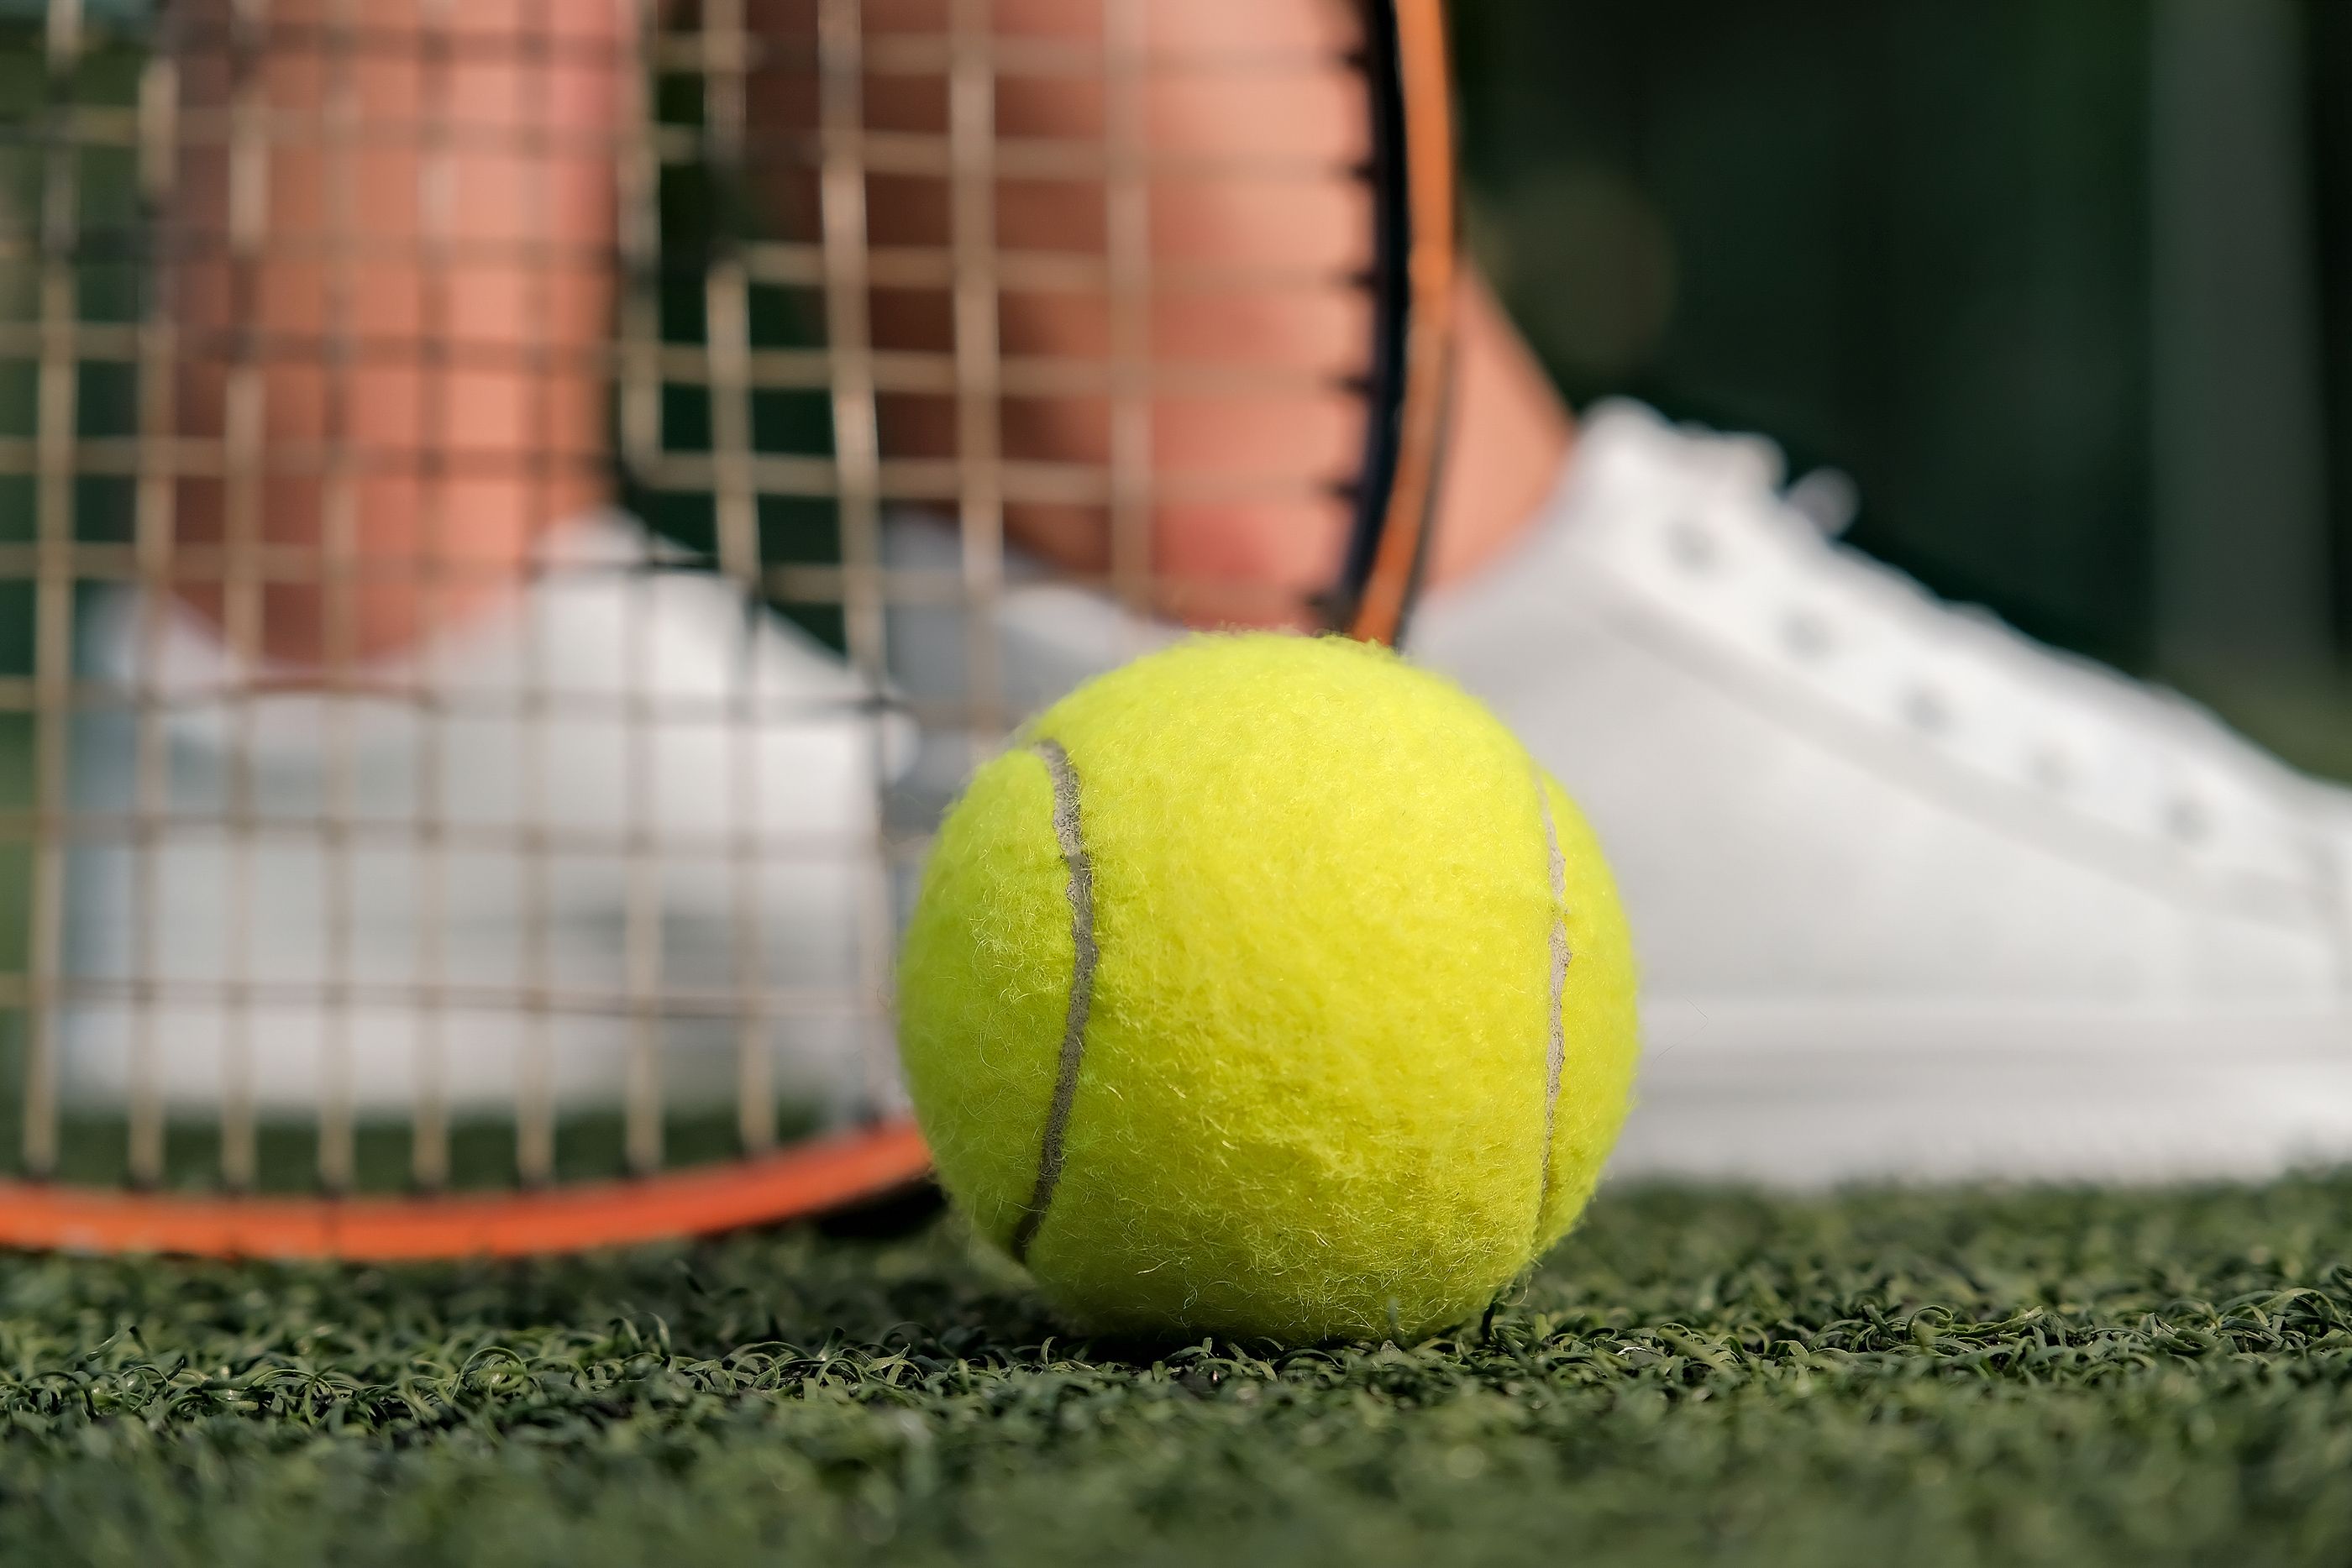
[0,1178,2347,1566]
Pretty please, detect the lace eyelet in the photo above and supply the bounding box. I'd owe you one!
[1667,519,1717,573]
[1903,685,1952,734]
[1781,611,1832,658]
[2166,797,2213,844]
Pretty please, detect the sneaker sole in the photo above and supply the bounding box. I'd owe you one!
[1617,998,2352,1184]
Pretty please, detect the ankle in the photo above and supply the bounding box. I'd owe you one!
[1421,275,1577,591]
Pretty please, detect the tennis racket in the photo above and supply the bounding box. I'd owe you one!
[0,0,1454,1256]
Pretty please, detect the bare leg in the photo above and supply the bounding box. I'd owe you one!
[1425,272,1572,590]
[165,0,1564,658]
[745,0,1567,626]
[170,0,624,666]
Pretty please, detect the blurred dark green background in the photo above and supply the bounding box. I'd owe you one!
[1454,0,2352,773]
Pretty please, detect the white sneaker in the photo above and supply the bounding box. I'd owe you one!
[893,402,2352,1183]
[1410,401,2352,1183]
[63,513,906,1126]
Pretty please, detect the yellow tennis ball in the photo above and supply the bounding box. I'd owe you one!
[897,633,1638,1344]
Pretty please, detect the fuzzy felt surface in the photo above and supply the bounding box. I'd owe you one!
[897,634,1639,1343]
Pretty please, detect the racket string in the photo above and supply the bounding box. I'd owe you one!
[0,0,1415,1210]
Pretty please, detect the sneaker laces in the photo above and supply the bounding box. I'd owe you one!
[1582,401,2331,865]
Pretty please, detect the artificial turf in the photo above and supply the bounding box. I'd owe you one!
[0,1176,2345,1566]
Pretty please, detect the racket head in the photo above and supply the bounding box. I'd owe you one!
[0,0,1454,1257]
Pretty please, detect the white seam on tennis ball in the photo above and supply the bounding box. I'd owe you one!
[1535,770,1572,1230]
[1011,737,1097,1265]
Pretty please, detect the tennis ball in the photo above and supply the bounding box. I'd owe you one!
[897,633,1638,1344]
